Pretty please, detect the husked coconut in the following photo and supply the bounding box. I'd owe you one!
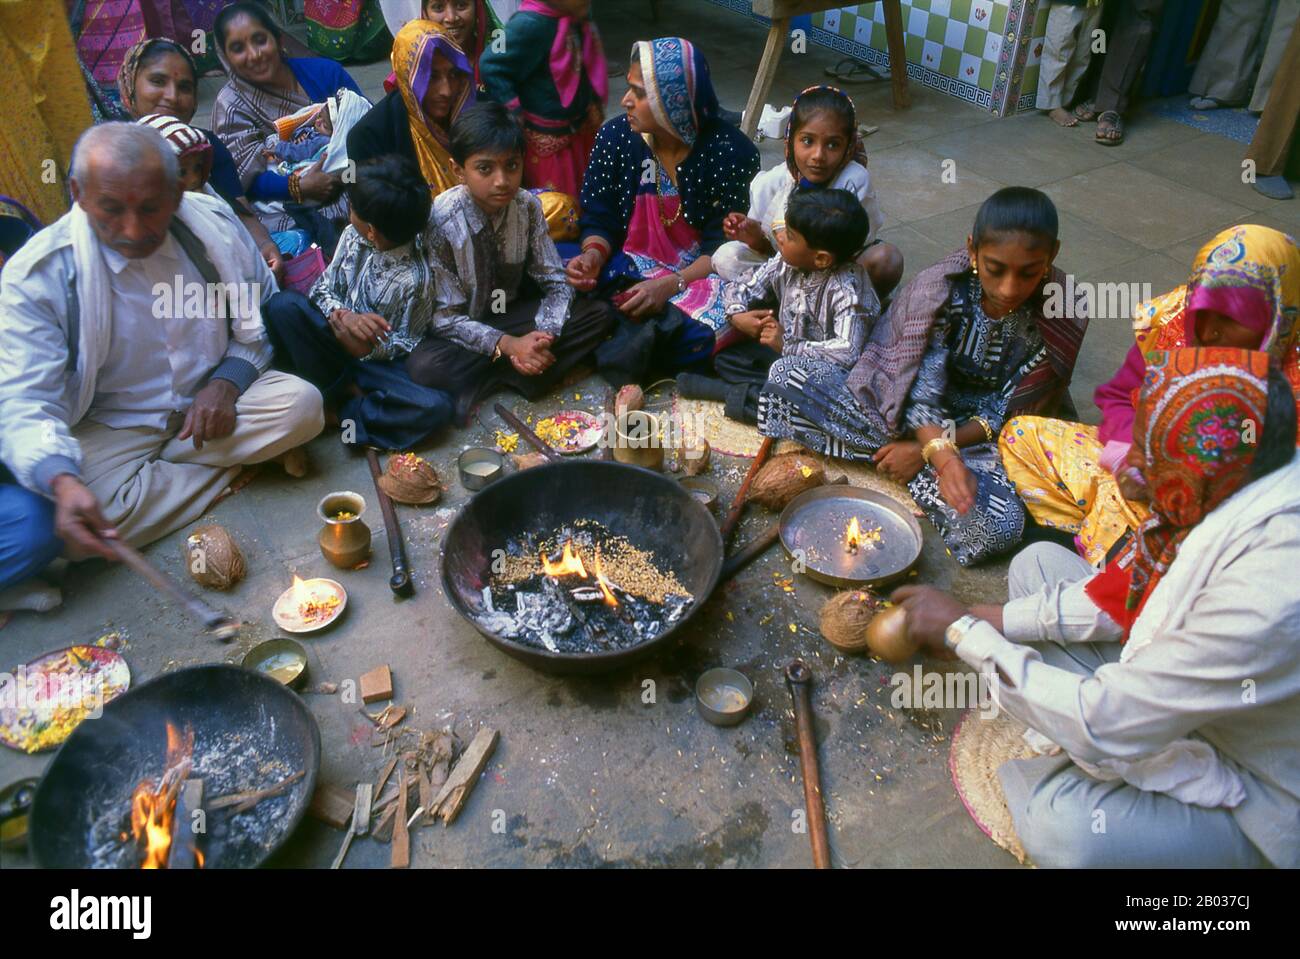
[746,452,825,510]
[185,524,246,591]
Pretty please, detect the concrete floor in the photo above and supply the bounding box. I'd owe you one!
[2,1,1294,869]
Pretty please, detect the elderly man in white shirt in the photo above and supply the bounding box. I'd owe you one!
[893,351,1300,869]
[0,123,323,610]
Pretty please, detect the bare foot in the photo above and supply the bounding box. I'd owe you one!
[1047,107,1079,127]
[277,447,311,478]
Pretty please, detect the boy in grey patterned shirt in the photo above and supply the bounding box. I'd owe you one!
[264,155,453,449]
[407,102,614,424]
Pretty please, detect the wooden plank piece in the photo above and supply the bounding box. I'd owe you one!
[308,782,355,829]
[353,782,374,838]
[390,767,410,868]
[430,728,499,825]
[359,665,393,704]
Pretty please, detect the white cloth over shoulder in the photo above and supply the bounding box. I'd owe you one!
[1011,454,1300,808]
[0,192,274,493]
[322,89,372,175]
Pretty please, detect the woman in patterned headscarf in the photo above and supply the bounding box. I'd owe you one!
[117,36,285,279]
[1001,224,1300,566]
[347,18,475,197]
[570,37,760,384]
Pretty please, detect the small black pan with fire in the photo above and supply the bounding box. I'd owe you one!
[26,665,320,869]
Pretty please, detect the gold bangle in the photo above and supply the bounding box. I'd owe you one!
[921,436,957,466]
[972,417,994,443]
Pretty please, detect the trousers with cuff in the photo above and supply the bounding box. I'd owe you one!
[995,542,1271,868]
[264,290,453,450]
[407,294,615,402]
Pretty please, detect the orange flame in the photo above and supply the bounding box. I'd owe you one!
[129,722,195,869]
[541,541,588,578]
[592,546,619,607]
[845,516,863,552]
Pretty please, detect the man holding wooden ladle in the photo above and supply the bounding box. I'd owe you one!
[0,123,324,613]
[888,348,1300,870]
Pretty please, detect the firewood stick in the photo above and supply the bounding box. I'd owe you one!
[391,767,410,868]
[720,436,774,542]
[102,538,240,639]
[373,756,398,799]
[430,728,499,825]
[168,779,203,869]
[208,770,305,811]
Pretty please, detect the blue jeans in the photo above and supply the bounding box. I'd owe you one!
[264,291,452,450]
[0,465,60,590]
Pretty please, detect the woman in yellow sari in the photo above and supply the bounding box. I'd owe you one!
[1000,224,1300,565]
[347,18,474,197]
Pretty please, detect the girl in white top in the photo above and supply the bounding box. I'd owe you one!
[716,86,902,297]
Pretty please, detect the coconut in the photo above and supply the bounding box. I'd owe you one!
[615,384,644,417]
[378,452,441,505]
[682,437,711,476]
[818,590,882,654]
[184,524,246,591]
[746,452,825,510]
[864,604,918,663]
[510,451,551,471]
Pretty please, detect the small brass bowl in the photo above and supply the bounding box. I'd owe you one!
[242,638,308,688]
[459,448,505,491]
[679,476,719,509]
[695,668,754,727]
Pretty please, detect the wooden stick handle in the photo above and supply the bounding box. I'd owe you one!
[104,538,234,634]
[495,403,562,463]
[719,436,774,541]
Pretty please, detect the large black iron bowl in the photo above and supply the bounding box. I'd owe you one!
[441,459,724,674]
[30,664,321,869]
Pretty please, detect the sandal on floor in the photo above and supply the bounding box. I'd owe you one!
[1072,101,1098,122]
[825,57,885,83]
[1095,110,1125,146]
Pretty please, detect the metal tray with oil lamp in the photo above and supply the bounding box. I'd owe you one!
[778,485,923,588]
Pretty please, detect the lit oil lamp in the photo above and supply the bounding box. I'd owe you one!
[272,575,348,633]
[844,516,883,555]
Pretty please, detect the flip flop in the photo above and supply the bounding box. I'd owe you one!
[825,57,886,83]
[1073,101,1098,122]
[1095,110,1124,146]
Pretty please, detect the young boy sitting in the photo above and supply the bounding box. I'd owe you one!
[679,189,880,423]
[264,154,453,449]
[406,101,615,424]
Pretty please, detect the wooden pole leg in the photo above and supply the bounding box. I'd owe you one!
[882,0,912,110]
[742,17,792,138]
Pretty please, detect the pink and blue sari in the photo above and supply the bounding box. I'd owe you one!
[580,38,759,367]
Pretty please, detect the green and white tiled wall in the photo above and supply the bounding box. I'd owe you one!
[705,0,1054,117]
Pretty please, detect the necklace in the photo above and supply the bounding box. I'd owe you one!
[653,151,684,229]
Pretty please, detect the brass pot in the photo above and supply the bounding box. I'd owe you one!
[612,410,664,471]
[317,491,371,568]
